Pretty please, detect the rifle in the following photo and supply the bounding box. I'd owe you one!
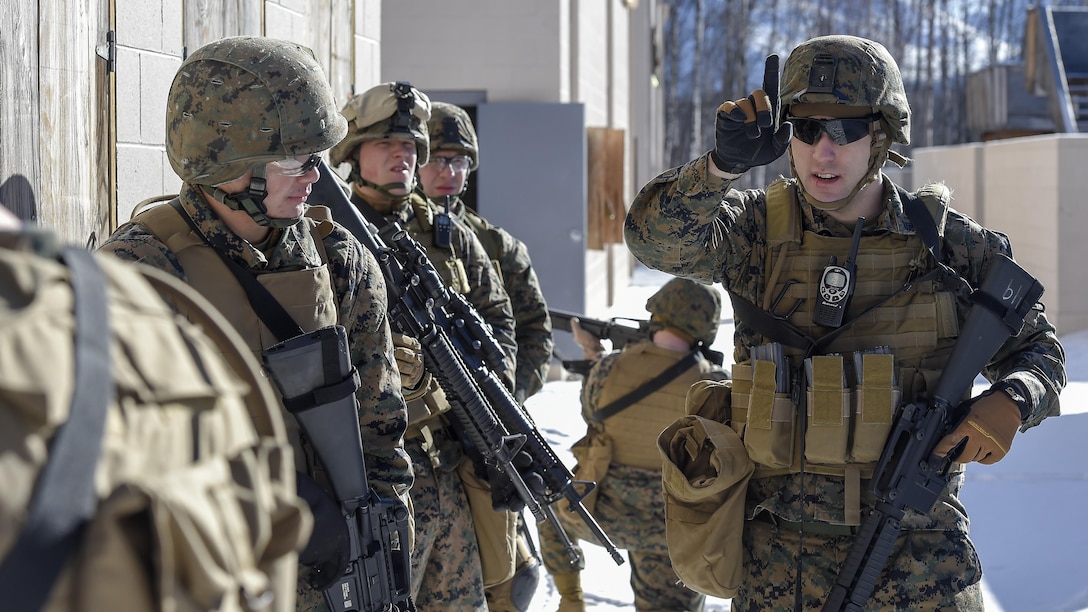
[549,308,725,375]
[262,326,413,612]
[313,161,624,568]
[821,254,1044,612]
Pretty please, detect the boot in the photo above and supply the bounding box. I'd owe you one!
[553,571,586,612]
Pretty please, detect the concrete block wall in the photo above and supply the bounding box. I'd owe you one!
[911,134,1088,335]
[114,2,184,223]
[111,0,381,225]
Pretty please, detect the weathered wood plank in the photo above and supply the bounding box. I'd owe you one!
[38,0,110,247]
[0,2,42,224]
[185,0,262,52]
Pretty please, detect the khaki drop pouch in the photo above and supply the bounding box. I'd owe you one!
[568,431,614,514]
[457,459,518,588]
[76,442,308,612]
[658,409,754,599]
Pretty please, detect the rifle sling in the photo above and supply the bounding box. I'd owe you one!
[587,350,699,424]
[170,199,303,342]
[0,248,114,610]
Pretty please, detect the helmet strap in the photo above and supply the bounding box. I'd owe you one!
[209,166,301,229]
[353,176,413,207]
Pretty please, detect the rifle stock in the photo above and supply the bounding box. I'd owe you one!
[262,325,413,612]
[314,161,625,568]
[822,255,1044,612]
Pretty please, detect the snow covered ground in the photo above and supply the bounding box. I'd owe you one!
[521,265,1088,612]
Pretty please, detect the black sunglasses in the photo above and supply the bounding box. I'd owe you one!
[787,114,880,146]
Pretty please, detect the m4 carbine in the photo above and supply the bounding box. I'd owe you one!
[549,308,725,375]
[263,325,413,612]
[822,254,1043,612]
[314,161,624,569]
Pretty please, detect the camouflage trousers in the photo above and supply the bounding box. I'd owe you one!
[731,516,984,611]
[539,463,705,612]
[407,439,489,611]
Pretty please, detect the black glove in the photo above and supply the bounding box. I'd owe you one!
[487,452,545,513]
[296,472,351,591]
[711,54,792,174]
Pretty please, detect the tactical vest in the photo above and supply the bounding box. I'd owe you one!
[0,246,305,612]
[590,342,719,470]
[133,202,339,474]
[729,178,962,480]
[407,195,472,294]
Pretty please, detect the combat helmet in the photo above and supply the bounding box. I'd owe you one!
[329,82,431,198]
[779,35,911,209]
[646,278,722,347]
[427,102,479,171]
[166,36,347,228]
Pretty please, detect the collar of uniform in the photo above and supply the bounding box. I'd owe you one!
[795,175,908,237]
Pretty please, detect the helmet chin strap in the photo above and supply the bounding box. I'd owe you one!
[353,174,414,206]
[208,166,302,229]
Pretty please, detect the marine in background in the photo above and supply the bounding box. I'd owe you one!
[540,278,728,612]
[329,82,518,611]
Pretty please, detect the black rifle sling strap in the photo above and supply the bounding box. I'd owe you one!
[897,185,943,263]
[587,350,699,424]
[171,199,303,342]
[0,248,114,609]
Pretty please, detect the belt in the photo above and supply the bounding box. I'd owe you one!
[750,511,860,537]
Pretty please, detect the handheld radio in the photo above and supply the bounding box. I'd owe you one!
[813,218,865,328]
[434,195,453,249]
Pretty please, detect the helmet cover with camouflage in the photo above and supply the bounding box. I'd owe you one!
[329,82,432,187]
[780,34,910,145]
[646,278,722,347]
[426,102,480,171]
[166,36,347,187]
[779,35,911,209]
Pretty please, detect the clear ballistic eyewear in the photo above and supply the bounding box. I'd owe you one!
[426,154,472,173]
[269,154,321,177]
[787,114,880,146]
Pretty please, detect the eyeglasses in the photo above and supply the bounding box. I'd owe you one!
[268,154,321,177]
[787,115,880,146]
[425,154,472,173]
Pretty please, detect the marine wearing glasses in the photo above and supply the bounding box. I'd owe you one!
[425,154,473,173]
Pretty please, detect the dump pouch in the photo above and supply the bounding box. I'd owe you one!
[458,460,519,587]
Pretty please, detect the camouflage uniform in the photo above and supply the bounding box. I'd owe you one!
[625,35,1066,612]
[540,279,726,612]
[97,38,413,612]
[447,199,553,402]
[331,85,518,611]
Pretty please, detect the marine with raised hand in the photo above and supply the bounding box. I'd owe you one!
[625,35,1065,611]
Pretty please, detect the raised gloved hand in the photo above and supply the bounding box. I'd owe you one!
[392,332,426,390]
[933,389,1023,465]
[711,54,792,174]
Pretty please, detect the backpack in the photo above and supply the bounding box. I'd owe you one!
[0,242,309,611]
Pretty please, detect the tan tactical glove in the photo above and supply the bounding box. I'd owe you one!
[392,332,426,390]
[934,389,1023,465]
[711,54,792,174]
